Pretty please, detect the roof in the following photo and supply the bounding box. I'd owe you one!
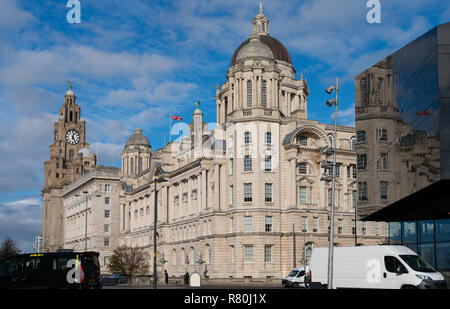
[230,35,292,65]
[126,128,150,147]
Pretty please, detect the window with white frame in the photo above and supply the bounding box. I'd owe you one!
[105,197,110,205]
[301,216,308,233]
[328,188,333,206]
[265,216,273,232]
[380,181,388,200]
[247,81,252,107]
[244,131,251,144]
[350,136,356,150]
[244,183,252,202]
[105,184,111,192]
[298,163,307,175]
[265,131,272,145]
[244,155,252,171]
[338,219,343,234]
[264,245,272,263]
[244,245,253,262]
[265,155,272,172]
[261,80,267,108]
[299,186,307,204]
[313,217,319,233]
[352,220,356,235]
[244,216,252,232]
[265,183,273,202]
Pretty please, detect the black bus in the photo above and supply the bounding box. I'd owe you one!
[0,251,101,289]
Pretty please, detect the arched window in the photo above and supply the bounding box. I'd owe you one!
[328,134,335,148]
[350,137,356,150]
[247,80,252,107]
[261,79,267,108]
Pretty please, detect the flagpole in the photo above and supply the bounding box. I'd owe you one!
[169,114,172,143]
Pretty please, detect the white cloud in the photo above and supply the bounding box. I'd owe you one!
[0,0,34,30]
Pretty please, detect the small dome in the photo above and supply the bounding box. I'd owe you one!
[65,89,75,96]
[126,128,150,146]
[235,38,274,62]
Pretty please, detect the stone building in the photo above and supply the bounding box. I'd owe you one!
[117,6,387,280]
[41,88,97,252]
[61,166,121,272]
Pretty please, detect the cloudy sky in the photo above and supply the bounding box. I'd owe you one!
[0,0,448,252]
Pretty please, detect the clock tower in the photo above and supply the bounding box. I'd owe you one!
[41,86,97,252]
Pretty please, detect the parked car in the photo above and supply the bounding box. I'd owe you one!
[310,245,447,289]
[282,266,309,288]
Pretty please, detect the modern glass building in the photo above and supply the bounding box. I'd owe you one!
[355,22,450,278]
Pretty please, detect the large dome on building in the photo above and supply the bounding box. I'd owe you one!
[230,4,292,66]
[231,35,292,65]
[125,128,150,147]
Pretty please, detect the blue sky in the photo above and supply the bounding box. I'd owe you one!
[0,0,449,252]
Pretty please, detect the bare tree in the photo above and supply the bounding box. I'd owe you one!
[107,245,149,285]
[0,237,21,262]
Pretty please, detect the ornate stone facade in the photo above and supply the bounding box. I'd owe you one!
[117,7,387,280]
[41,89,97,252]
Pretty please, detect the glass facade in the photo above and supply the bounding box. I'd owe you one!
[389,219,450,271]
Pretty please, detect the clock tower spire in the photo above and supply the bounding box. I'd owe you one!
[41,84,97,252]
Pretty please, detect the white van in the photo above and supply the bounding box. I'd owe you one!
[310,245,447,289]
[282,266,310,288]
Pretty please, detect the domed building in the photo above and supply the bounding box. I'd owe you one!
[117,5,387,281]
[121,128,153,176]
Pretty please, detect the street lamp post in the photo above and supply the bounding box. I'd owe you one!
[325,77,339,289]
[153,177,167,289]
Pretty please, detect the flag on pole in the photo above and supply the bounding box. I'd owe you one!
[169,114,183,143]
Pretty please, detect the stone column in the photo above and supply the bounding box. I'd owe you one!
[214,164,220,211]
[201,169,207,210]
[289,154,297,207]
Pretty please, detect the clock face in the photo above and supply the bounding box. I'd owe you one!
[65,130,80,145]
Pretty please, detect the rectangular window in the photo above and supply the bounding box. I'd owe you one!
[313,217,319,233]
[265,183,273,203]
[357,154,367,170]
[380,181,388,200]
[105,184,111,192]
[335,165,340,178]
[357,130,366,142]
[244,216,252,232]
[104,224,109,233]
[358,182,368,201]
[265,155,272,172]
[244,245,253,262]
[377,128,388,141]
[301,216,308,233]
[104,210,110,218]
[264,245,272,263]
[105,197,110,205]
[247,81,252,107]
[104,238,110,247]
[244,183,252,202]
[298,135,308,146]
[261,80,267,108]
[244,131,251,144]
[328,188,333,206]
[265,216,273,232]
[265,132,272,144]
[352,220,356,235]
[347,165,351,178]
[244,155,252,171]
[338,219,343,235]
[352,190,357,208]
[352,165,357,178]
[299,186,307,204]
[376,222,380,236]
[298,163,307,175]
[362,222,367,235]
